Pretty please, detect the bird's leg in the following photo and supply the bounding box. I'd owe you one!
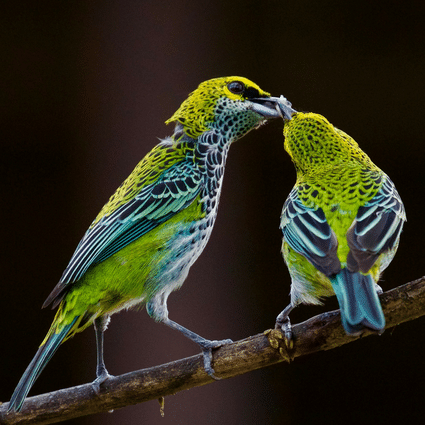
[92,315,113,393]
[275,303,295,347]
[161,317,232,379]
[147,295,232,378]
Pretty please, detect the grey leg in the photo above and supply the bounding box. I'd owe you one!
[162,318,232,379]
[92,315,113,393]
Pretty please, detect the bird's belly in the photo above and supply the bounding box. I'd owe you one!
[285,247,335,305]
[77,211,215,316]
[146,215,214,295]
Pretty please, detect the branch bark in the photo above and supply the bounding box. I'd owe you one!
[2,276,425,425]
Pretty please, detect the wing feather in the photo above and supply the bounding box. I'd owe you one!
[281,187,341,276]
[346,175,406,273]
[43,146,203,308]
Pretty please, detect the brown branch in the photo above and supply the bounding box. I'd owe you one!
[1,276,425,425]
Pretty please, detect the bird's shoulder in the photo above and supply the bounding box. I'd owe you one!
[91,138,197,228]
[297,163,385,212]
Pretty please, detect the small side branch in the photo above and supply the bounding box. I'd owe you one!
[1,276,425,425]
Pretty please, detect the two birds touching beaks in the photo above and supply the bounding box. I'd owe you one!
[8,77,406,413]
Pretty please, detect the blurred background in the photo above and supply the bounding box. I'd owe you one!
[2,1,425,424]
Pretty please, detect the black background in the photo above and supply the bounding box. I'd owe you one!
[2,1,425,424]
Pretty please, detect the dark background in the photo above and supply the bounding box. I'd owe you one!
[2,1,425,424]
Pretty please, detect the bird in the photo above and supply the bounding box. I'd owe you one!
[275,111,406,339]
[8,76,291,412]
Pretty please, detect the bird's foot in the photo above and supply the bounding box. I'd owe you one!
[267,323,294,362]
[274,304,295,350]
[198,338,233,379]
[275,317,294,349]
[160,318,232,379]
[91,368,114,394]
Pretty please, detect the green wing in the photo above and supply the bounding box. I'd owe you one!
[44,140,202,307]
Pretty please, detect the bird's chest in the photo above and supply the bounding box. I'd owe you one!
[163,166,226,273]
[162,139,229,268]
[196,140,229,218]
[173,146,227,261]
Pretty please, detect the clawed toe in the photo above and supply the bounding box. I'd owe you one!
[201,338,233,350]
[275,305,295,350]
[275,318,294,350]
[92,371,114,394]
[160,318,233,379]
[200,338,233,379]
[202,348,218,378]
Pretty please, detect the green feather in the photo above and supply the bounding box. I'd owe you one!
[10,76,282,412]
[280,112,405,335]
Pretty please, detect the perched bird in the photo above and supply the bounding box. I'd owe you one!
[275,112,406,338]
[9,76,289,412]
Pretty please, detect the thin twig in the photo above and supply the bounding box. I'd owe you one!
[1,276,424,425]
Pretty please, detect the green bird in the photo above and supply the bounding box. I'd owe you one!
[275,111,406,338]
[9,76,290,412]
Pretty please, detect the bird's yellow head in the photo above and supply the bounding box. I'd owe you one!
[166,76,279,140]
[283,112,376,175]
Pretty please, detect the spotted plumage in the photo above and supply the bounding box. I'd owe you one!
[9,76,285,412]
[276,112,406,337]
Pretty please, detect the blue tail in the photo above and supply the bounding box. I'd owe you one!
[331,269,385,335]
[8,318,77,412]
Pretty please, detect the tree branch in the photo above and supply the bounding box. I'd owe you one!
[2,276,425,425]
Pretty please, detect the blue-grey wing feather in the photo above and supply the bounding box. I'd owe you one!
[59,163,202,286]
[281,187,341,276]
[346,175,406,273]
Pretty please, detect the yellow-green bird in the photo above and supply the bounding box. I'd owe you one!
[9,77,291,412]
[275,111,406,338]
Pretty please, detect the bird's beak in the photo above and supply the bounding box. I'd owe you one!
[251,95,297,120]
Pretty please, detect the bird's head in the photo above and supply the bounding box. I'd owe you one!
[166,76,292,141]
[283,112,374,174]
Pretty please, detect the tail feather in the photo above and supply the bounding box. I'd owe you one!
[8,318,77,412]
[331,269,385,335]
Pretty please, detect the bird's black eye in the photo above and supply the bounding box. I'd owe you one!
[227,81,245,94]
